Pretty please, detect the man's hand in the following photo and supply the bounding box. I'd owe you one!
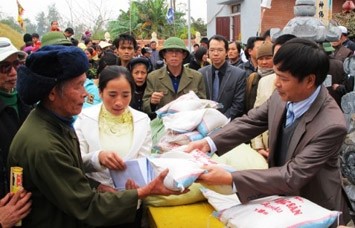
[257,148,269,159]
[332,84,340,91]
[197,165,233,186]
[150,91,164,105]
[137,169,189,199]
[184,139,211,153]
[125,179,140,190]
[98,151,126,170]
[0,189,32,228]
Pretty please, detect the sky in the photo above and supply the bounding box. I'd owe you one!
[0,0,207,26]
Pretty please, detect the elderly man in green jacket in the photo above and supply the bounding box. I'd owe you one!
[8,45,184,228]
[142,37,206,115]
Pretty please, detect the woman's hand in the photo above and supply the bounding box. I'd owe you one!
[98,151,126,170]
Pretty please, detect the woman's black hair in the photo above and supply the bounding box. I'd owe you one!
[98,65,135,97]
[97,52,118,75]
[194,46,208,63]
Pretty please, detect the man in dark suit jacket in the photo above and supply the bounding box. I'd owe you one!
[186,38,352,226]
[199,35,246,120]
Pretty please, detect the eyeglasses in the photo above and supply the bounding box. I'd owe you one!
[0,60,22,74]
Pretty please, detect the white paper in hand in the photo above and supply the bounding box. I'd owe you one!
[110,157,154,190]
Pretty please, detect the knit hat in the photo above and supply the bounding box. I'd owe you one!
[127,57,152,73]
[159,37,190,60]
[0,37,26,62]
[256,41,273,59]
[17,45,89,105]
[41,32,72,47]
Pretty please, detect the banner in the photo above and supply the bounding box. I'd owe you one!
[166,8,174,24]
[316,0,332,25]
[17,0,25,30]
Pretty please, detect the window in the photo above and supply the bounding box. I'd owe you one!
[231,4,241,14]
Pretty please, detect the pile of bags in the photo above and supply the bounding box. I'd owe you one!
[152,91,229,152]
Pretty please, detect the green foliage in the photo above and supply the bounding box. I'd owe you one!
[179,27,196,39]
[24,19,37,34]
[92,30,106,40]
[0,1,207,42]
[46,4,62,26]
[0,17,22,33]
[108,9,136,38]
[107,0,206,40]
[31,4,63,36]
[191,18,207,36]
[333,11,355,38]
[0,4,62,37]
[35,12,47,36]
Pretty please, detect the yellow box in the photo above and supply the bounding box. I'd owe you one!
[10,166,23,226]
[10,166,23,193]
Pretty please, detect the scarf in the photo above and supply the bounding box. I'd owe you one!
[257,67,274,77]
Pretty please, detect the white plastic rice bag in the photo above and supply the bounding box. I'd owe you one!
[208,194,341,228]
[148,157,205,192]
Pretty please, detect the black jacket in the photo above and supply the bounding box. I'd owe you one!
[0,96,32,198]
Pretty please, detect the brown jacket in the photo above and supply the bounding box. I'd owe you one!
[212,86,350,225]
[333,45,353,62]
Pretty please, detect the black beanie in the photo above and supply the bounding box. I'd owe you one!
[17,45,89,105]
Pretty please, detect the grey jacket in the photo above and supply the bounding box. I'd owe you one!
[199,64,246,119]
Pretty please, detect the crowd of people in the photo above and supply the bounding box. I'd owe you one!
[0,19,355,227]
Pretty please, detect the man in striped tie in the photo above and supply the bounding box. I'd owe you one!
[199,34,247,120]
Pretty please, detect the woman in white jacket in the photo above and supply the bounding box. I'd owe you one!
[74,65,152,189]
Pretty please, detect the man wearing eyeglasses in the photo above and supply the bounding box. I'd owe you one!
[199,35,247,120]
[0,37,32,227]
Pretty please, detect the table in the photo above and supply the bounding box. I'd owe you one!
[147,201,224,228]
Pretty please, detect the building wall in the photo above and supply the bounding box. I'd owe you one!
[261,0,294,35]
[260,0,348,35]
[207,0,348,44]
[333,0,350,15]
[240,0,261,42]
[207,0,261,43]
[206,2,231,39]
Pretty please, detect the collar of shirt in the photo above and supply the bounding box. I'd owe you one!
[167,67,183,93]
[212,61,228,78]
[288,86,321,120]
[167,66,183,78]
